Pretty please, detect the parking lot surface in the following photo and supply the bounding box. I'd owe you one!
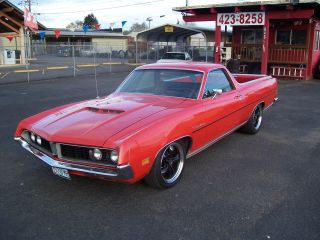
[0,74,319,240]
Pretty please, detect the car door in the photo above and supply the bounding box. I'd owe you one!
[192,68,246,147]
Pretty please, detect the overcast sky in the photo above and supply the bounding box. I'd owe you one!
[10,0,237,29]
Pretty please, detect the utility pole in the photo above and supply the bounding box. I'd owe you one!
[186,0,189,7]
[146,17,153,29]
[27,0,31,11]
[19,0,32,11]
[20,0,35,58]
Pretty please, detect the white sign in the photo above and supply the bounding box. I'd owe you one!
[217,12,265,26]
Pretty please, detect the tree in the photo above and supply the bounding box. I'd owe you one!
[66,20,84,30]
[124,22,148,34]
[131,22,148,32]
[84,13,99,29]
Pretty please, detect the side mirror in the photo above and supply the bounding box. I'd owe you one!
[211,89,223,99]
[203,89,223,99]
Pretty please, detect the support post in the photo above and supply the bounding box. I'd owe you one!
[20,27,26,65]
[261,14,270,75]
[306,20,315,80]
[214,24,221,63]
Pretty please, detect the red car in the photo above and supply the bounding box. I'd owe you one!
[15,62,278,188]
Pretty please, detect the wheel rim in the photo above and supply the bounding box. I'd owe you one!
[160,143,184,184]
[253,107,262,130]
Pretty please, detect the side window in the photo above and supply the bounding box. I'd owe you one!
[203,69,233,98]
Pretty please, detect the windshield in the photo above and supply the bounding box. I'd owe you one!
[162,53,185,60]
[117,69,203,99]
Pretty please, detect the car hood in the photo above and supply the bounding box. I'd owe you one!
[30,93,186,146]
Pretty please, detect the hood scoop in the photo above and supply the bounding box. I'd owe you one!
[87,107,124,114]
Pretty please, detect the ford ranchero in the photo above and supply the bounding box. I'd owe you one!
[15,62,278,188]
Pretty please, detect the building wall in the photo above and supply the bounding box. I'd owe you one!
[0,31,25,65]
[311,21,320,78]
[91,38,128,52]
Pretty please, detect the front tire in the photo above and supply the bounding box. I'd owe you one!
[240,104,263,134]
[144,141,186,189]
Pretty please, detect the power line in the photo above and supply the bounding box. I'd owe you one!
[34,0,129,12]
[37,0,169,15]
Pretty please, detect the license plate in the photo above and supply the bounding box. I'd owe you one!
[52,167,71,180]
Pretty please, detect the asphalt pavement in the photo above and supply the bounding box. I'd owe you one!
[0,74,319,240]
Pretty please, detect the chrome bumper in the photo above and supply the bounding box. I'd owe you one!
[14,137,133,180]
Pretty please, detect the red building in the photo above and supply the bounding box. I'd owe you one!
[174,0,320,80]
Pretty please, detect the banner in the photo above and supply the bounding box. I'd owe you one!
[24,8,38,30]
[83,25,89,33]
[110,22,115,31]
[121,21,127,28]
[6,36,14,42]
[39,32,46,40]
[54,30,61,39]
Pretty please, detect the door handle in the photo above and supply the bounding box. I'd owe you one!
[234,93,243,99]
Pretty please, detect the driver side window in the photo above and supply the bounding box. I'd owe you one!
[203,69,233,98]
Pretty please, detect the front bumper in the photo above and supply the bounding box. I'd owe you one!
[14,137,134,180]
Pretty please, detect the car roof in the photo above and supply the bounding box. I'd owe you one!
[164,52,186,54]
[137,62,223,72]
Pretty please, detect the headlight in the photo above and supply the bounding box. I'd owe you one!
[93,148,103,161]
[30,132,36,142]
[36,136,42,145]
[110,150,119,163]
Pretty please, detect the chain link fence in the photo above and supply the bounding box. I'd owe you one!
[0,41,215,85]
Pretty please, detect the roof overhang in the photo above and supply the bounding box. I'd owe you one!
[173,0,320,20]
[174,0,320,11]
[136,24,206,42]
[40,30,128,38]
[0,0,46,35]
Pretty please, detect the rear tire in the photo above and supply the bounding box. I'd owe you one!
[144,141,186,189]
[240,104,263,134]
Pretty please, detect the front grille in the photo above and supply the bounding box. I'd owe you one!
[60,144,90,160]
[41,138,52,153]
[59,144,113,165]
[21,130,115,165]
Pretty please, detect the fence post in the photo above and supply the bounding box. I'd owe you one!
[94,48,99,98]
[156,42,159,60]
[205,42,208,62]
[146,42,149,63]
[191,46,194,59]
[109,46,112,73]
[135,41,138,65]
[72,45,76,77]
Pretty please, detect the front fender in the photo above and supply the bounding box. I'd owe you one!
[109,111,194,182]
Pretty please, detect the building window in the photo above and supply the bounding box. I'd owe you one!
[276,29,307,45]
[315,31,320,51]
[291,30,307,45]
[276,30,291,44]
[242,30,262,44]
